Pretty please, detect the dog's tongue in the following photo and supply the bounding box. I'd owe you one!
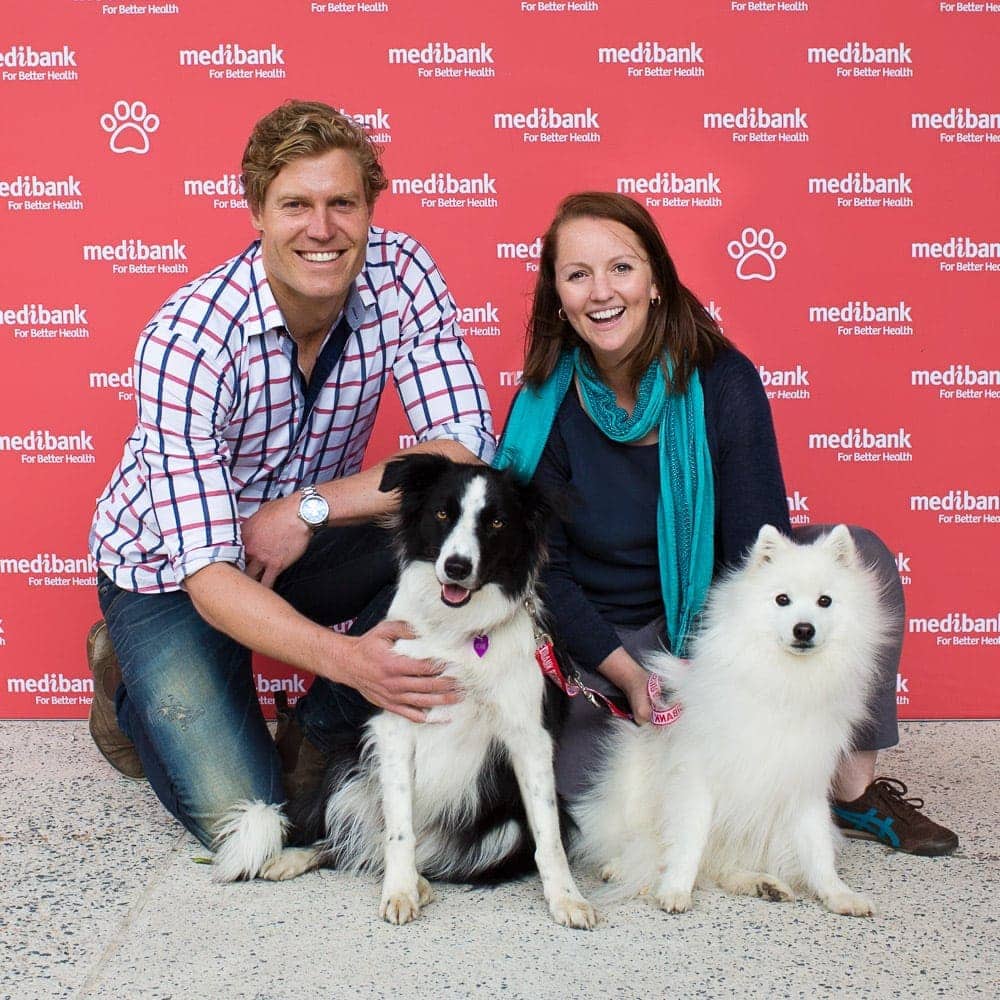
[441,584,470,607]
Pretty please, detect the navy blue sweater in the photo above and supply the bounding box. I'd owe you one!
[532,347,791,671]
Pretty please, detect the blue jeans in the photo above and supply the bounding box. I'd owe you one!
[97,524,395,848]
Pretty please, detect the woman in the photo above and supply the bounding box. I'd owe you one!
[495,192,956,856]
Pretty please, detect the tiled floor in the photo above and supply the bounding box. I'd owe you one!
[2,720,996,1000]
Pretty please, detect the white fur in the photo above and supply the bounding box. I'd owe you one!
[214,471,596,929]
[211,801,288,884]
[573,524,891,918]
[435,476,486,587]
[323,561,594,927]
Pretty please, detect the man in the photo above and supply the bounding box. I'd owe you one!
[87,100,495,850]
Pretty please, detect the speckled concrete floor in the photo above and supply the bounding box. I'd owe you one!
[1,720,996,1000]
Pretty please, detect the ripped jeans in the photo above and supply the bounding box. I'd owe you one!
[96,523,395,849]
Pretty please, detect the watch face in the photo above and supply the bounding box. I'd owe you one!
[300,495,328,526]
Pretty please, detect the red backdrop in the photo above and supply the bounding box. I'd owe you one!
[2,0,997,720]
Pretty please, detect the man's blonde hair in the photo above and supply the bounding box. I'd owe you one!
[240,100,388,212]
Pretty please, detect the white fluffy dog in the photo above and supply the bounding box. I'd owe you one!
[573,524,892,917]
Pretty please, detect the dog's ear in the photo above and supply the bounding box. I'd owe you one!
[819,523,858,567]
[379,453,453,496]
[749,524,790,568]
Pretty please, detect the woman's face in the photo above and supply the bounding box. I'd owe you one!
[553,216,659,377]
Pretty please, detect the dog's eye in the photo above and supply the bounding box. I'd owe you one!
[490,518,505,530]
[435,509,448,521]
[775,594,790,606]
[817,595,832,608]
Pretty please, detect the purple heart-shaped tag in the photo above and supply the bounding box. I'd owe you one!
[473,634,489,658]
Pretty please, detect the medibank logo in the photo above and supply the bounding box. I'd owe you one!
[458,301,500,337]
[392,173,497,196]
[458,302,500,324]
[807,172,911,195]
[909,491,1000,512]
[597,41,704,65]
[908,611,1000,635]
[183,174,245,197]
[342,107,392,133]
[808,301,912,323]
[88,370,134,391]
[758,364,809,387]
[911,107,999,129]
[496,238,541,260]
[388,42,494,65]
[617,172,721,195]
[911,364,999,388]
[494,107,599,130]
[82,239,188,262]
[178,43,285,66]
[1,303,88,325]
[703,107,807,129]
[911,236,1000,260]
[808,427,912,450]
[807,42,911,64]
[0,45,77,67]
[0,553,96,575]
[7,674,93,694]
[0,429,95,452]
[0,175,82,197]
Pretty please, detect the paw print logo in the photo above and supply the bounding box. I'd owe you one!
[727,228,787,282]
[100,100,160,155]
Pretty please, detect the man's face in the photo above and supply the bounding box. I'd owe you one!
[251,148,372,329]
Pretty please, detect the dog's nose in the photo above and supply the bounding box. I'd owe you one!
[444,554,473,581]
[793,622,815,642]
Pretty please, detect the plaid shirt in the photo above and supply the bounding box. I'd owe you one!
[90,230,495,594]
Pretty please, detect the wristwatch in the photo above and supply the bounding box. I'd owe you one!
[297,485,329,533]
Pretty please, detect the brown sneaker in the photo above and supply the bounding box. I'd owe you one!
[833,777,959,856]
[86,621,145,781]
[274,691,327,802]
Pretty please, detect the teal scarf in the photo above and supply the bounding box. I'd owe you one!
[493,348,715,655]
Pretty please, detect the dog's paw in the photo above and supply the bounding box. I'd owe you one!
[654,887,693,914]
[599,860,620,883]
[550,894,599,930]
[258,847,319,882]
[824,890,875,917]
[718,871,795,902]
[755,878,795,903]
[379,889,423,925]
[416,875,436,907]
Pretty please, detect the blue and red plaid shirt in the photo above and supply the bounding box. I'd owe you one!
[90,229,495,594]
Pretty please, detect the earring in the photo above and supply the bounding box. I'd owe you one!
[650,296,661,308]
[558,308,567,321]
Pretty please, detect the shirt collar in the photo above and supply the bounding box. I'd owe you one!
[243,235,375,339]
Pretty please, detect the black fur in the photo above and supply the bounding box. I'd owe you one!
[379,454,554,600]
[285,456,574,883]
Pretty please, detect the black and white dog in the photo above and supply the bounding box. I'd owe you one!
[213,454,596,929]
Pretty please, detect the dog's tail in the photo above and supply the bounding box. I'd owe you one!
[211,800,288,883]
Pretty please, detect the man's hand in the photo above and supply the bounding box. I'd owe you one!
[334,620,462,724]
[242,494,310,589]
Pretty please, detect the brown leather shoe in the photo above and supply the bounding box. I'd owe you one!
[274,691,327,802]
[833,777,959,856]
[86,621,145,780]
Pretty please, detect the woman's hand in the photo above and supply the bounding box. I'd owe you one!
[597,647,653,726]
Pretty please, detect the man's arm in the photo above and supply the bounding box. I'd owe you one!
[242,437,480,588]
[245,233,494,587]
[184,561,459,723]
